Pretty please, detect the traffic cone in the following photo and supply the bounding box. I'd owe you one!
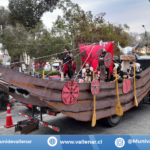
[4,104,15,128]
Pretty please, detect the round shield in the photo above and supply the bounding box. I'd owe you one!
[62,81,79,105]
[91,79,100,95]
[104,52,112,67]
[123,79,131,94]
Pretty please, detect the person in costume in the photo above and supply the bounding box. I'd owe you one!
[97,48,110,82]
[82,63,93,83]
[62,48,73,78]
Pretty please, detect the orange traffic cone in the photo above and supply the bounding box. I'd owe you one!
[4,104,15,128]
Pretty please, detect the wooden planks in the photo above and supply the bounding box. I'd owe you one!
[0,65,150,121]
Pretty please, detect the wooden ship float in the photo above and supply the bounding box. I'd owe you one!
[0,41,150,129]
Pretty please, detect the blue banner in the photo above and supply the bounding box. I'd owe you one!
[0,135,150,150]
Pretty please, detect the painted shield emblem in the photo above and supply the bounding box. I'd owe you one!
[91,79,100,95]
[104,52,112,67]
[123,79,131,94]
[62,81,79,105]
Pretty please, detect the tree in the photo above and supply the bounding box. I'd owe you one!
[73,13,130,56]
[0,89,13,109]
[128,32,139,46]
[52,0,84,48]
[0,6,9,28]
[1,22,70,69]
[0,6,10,36]
[9,0,59,28]
[139,32,150,49]
[1,23,28,68]
[52,0,130,60]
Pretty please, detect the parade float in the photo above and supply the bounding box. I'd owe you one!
[0,41,150,133]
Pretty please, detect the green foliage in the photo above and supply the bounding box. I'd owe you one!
[1,23,68,67]
[0,6,9,28]
[9,0,59,28]
[52,0,130,59]
[0,59,3,64]
[40,70,58,75]
[2,23,28,57]
[52,0,83,48]
[0,89,13,110]
[0,0,130,69]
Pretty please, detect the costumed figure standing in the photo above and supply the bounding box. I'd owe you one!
[62,49,73,78]
[97,48,110,82]
[82,63,93,83]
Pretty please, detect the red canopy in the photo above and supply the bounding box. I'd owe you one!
[79,42,113,74]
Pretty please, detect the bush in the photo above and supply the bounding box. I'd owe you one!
[0,90,13,110]
[40,71,58,76]
[146,52,150,56]
[48,71,58,76]
[0,59,3,64]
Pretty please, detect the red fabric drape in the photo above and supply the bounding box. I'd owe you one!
[79,43,113,74]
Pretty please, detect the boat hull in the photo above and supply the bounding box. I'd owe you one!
[0,65,149,121]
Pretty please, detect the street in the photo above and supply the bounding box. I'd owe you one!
[0,103,150,135]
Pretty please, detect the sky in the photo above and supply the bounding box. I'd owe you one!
[0,0,150,33]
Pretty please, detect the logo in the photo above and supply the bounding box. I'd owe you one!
[47,137,57,147]
[115,137,125,148]
[128,139,132,144]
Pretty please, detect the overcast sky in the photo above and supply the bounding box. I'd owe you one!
[1,0,150,33]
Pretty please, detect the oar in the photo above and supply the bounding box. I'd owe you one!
[115,68,123,116]
[134,62,138,107]
[43,70,45,79]
[92,71,96,127]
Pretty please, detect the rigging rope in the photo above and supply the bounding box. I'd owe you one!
[74,44,96,81]
[46,44,95,77]
[10,44,93,65]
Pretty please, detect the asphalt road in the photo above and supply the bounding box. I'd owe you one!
[0,103,150,135]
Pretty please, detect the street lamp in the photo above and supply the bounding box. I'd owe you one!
[142,25,148,53]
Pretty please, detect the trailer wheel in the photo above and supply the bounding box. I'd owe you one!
[104,115,121,127]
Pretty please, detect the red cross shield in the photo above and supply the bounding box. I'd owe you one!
[104,52,112,67]
[62,81,79,105]
[123,79,131,94]
[91,79,100,95]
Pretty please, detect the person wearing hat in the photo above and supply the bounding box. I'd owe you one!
[62,48,73,78]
